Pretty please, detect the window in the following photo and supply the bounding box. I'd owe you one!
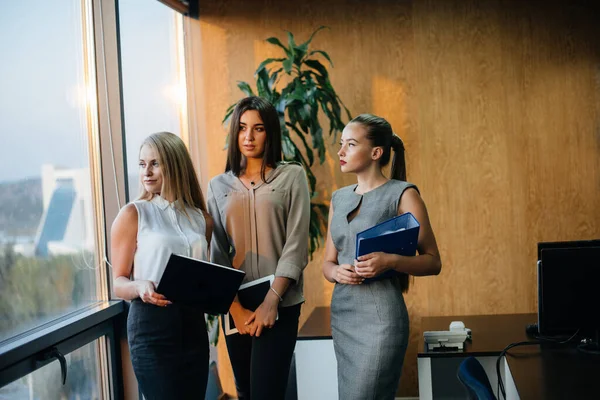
[0,0,192,396]
[0,0,101,344]
[118,0,188,201]
[0,339,102,399]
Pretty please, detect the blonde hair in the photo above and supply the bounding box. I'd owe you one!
[138,132,207,216]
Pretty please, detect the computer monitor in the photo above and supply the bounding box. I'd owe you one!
[537,239,600,261]
[537,240,600,337]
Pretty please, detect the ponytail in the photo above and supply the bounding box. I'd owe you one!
[390,134,406,181]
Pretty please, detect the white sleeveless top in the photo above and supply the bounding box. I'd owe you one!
[132,195,209,286]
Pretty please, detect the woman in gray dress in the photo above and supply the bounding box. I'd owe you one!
[322,114,442,399]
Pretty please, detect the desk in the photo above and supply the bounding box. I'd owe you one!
[295,309,600,399]
[418,313,600,399]
[505,345,600,399]
[418,314,534,399]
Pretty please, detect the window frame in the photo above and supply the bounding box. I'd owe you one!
[0,301,125,395]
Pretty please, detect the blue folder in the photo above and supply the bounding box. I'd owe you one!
[355,212,420,282]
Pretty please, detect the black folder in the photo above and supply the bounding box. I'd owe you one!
[156,253,245,315]
[224,275,275,335]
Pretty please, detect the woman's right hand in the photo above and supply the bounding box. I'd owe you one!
[230,306,255,335]
[135,280,172,307]
[335,264,365,285]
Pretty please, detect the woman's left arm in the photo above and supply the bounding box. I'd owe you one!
[273,167,311,284]
[249,168,310,337]
[355,188,442,278]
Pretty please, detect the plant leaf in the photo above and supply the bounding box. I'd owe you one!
[305,166,317,193]
[283,58,293,74]
[304,59,329,78]
[256,68,271,98]
[309,50,334,67]
[281,129,313,179]
[286,31,296,53]
[286,122,314,166]
[266,37,290,56]
[268,67,284,90]
[237,81,255,97]
[255,57,286,75]
[308,201,328,257]
[222,102,237,124]
[300,26,328,49]
[281,132,296,159]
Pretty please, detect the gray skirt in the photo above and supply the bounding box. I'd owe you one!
[331,276,409,400]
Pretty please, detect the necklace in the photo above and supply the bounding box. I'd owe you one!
[243,171,262,186]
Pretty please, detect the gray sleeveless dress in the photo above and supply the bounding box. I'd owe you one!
[330,179,416,400]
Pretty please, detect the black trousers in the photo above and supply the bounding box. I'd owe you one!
[223,304,301,400]
[128,299,209,400]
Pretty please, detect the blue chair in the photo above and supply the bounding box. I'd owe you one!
[457,356,497,400]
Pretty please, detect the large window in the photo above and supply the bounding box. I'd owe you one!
[118,0,188,201]
[0,1,192,396]
[0,1,101,343]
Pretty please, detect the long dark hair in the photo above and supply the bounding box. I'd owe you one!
[350,114,406,181]
[225,96,282,181]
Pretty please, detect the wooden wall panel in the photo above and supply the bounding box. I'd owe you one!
[189,0,600,396]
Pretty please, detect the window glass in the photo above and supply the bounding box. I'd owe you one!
[118,0,186,201]
[0,1,100,343]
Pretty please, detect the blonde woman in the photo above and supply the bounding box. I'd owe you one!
[111,132,213,400]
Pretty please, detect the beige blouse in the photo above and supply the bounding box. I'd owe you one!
[207,163,310,307]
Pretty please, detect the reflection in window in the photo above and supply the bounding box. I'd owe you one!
[0,339,102,399]
[118,0,188,201]
[0,1,99,342]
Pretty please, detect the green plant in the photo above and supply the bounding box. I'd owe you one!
[223,26,351,256]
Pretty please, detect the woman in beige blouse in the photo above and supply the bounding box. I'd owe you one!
[207,96,310,400]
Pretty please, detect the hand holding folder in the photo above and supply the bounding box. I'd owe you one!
[225,275,277,335]
[355,212,420,282]
[156,253,245,315]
